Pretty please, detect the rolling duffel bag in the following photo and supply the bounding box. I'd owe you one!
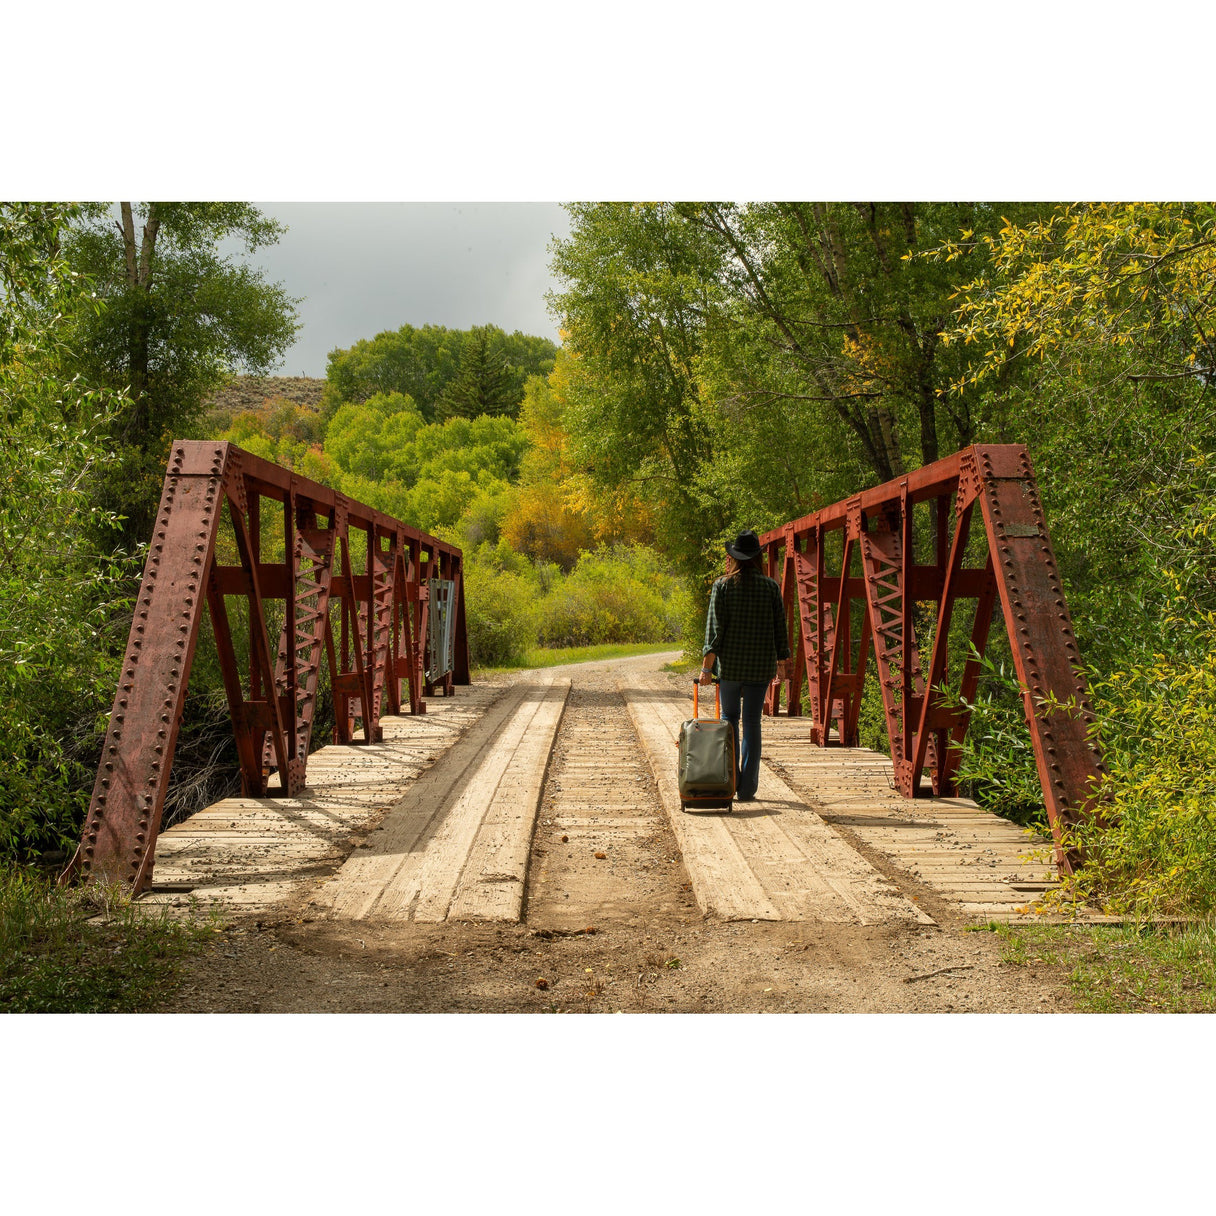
[677,680,735,812]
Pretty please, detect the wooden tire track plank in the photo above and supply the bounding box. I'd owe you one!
[402,681,562,923]
[623,676,929,925]
[314,682,535,919]
[624,686,779,921]
[746,766,933,925]
[316,678,570,923]
[445,681,570,922]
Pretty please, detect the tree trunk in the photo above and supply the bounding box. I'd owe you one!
[118,203,160,434]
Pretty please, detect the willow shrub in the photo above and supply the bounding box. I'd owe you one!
[535,546,689,649]
[1060,623,1216,917]
[462,544,539,668]
[463,542,690,666]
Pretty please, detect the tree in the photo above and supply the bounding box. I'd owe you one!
[679,201,1046,484]
[321,396,528,534]
[547,201,1049,584]
[548,202,728,577]
[323,322,557,423]
[927,202,1216,656]
[436,324,516,419]
[63,202,299,550]
[0,204,129,856]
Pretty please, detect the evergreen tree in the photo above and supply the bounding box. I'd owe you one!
[436,325,517,419]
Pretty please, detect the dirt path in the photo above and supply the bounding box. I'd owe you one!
[163,656,1072,1013]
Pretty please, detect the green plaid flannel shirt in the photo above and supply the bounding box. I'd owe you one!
[702,571,790,683]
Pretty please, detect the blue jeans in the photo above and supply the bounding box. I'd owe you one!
[718,680,768,800]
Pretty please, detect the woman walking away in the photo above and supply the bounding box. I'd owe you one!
[698,530,791,802]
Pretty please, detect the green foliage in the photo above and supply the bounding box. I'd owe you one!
[323,322,556,423]
[460,541,691,668]
[63,202,299,550]
[324,392,427,480]
[462,542,539,667]
[1060,619,1216,917]
[926,202,1216,671]
[948,651,1052,827]
[0,863,215,1012]
[218,397,324,471]
[923,206,1216,912]
[321,399,528,534]
[855,661,892,756]
[535,546,690,648]
[0,204,132,859]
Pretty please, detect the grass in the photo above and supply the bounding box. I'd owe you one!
[981,919,1216,1013]
[474,640,680,677]
[0,863,219,1013]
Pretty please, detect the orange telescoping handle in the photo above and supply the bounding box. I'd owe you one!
[691,680,721,720]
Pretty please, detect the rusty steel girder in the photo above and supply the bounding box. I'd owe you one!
[759,444,1105,874]
[63,441,469,893]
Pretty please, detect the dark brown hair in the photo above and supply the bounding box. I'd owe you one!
[727,553,763,582]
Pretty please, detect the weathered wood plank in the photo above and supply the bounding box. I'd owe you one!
[447,681,570,922]
[763,736,1063,918]
[316,683,534,920]
[624,677,930,925]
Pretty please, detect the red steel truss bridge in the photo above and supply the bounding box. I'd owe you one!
[63,441,469,894]
[64,440,1103,905]
[758,443,1105,874]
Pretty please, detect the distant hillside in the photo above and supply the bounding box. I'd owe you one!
[205,375,325,419]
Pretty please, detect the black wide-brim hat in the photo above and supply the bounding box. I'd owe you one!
[725,529,761,561]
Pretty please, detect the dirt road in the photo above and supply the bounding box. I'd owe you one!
[163,655,1070,1013]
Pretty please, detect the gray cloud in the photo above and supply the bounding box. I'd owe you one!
[229,202,573,377]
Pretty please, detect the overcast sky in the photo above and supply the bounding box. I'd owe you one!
[227,203,572,378]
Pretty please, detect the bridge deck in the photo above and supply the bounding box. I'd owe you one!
[142,658,1061,924]
[143,681,506,911]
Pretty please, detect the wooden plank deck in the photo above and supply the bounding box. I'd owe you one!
[623,676,932,925]
[140,661,1069,929]
[761,717,1060,921]
[141,681,509,912]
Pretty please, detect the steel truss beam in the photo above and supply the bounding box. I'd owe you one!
[63,441,469,893]
[760,444,1105,873]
